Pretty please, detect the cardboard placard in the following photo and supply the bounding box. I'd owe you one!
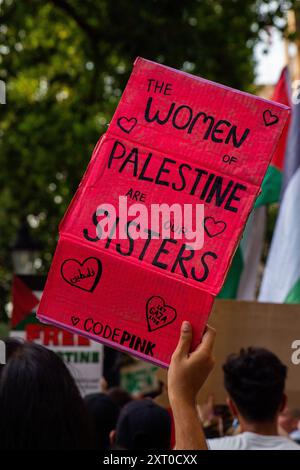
[10,274,103,396]
[37,58,290,367]
[155,300,300,408]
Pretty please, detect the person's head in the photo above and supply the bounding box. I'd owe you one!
[111,399,171,450]
[107,387,133,409]
[84,393,119,449]
[0,338,91,450]
[223,347,287,426]
[278,407,300,434]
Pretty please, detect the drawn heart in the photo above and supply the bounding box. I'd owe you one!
[204,217,227,238]
[117,116,137,133]
[60,257,102,292]
[71,316,80,327]
[146,296,177,332]
[263,109,279,127]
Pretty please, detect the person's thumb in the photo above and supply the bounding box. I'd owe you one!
[174,321,193,358]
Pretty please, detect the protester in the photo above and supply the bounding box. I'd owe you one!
[0,338,92,450]
[84,393,120,449]
[206,347,300,449]
[167,322,300,450]
[168,321,216,450]
[278,407,300,444]
[111,399,171,450]
[3,324,299,452]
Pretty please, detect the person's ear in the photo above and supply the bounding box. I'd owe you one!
[226,396,238,417]
[279,393,287,413]
[109,430,116,447]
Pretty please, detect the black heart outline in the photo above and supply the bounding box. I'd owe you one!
[117,116,137,134]
[60,257,102,293]
[146,296,177,332]
[204,217,227,238]
[263,109,279,127]
[71,316,80,326]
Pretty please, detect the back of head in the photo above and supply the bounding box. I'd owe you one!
[0,338,91,450]
[223,347,287,423]
[115,399,171,450]
[84,393,120,449]
[107,387,132,408]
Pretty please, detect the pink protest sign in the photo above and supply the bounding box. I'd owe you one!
[37,58,290,367]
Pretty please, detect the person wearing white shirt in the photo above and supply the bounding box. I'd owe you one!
[208,431,299,450]
[168,322,300,450]
[207,347,300,450]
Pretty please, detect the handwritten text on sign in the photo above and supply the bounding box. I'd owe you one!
[37,58,290,366]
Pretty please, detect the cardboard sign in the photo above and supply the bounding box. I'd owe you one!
[11,274,103,395]
[37,58,290,367]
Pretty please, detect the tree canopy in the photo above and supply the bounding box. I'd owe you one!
[0,0,293,319]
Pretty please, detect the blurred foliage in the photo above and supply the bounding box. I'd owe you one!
[0,321,9,339]
[0,0,294,319]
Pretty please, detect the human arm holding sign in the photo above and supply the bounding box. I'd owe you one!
[168,321,216,450]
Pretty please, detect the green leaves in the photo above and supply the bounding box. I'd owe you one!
[0,0,292,320]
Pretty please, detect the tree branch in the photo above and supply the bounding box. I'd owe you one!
[50,0,99,41]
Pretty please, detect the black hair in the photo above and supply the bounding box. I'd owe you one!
[115,399,171,450]
[0,338,92,450]
[84,393,120,449]
[223,347,287,423]
[107,387,132,408]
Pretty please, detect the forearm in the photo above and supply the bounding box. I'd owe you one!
[167,322,216,450]
[171,400,208,450]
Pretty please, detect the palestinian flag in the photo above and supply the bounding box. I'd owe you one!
[218,206,266,299]
[11,275,46,329]
[219,68,291,299]
[256,67,291,206]
[259,90,300,303]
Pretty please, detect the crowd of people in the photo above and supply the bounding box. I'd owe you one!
[0,322,299,450]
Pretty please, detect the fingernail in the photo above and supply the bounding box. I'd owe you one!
[182,321,190,332]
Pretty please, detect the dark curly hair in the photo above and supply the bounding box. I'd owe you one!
[223,347,287,423]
